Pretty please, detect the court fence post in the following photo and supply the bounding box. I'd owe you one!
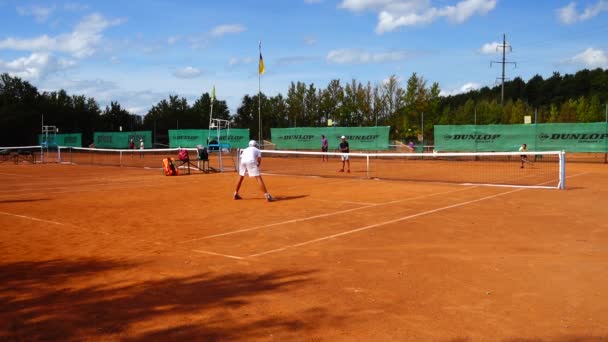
[559,150,566,190]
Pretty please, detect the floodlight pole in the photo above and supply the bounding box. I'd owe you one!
[208,92,214,145]
[421,112,424,144]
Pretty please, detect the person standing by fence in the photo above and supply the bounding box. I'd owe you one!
[338,135,350,173]
[321,134,328,162]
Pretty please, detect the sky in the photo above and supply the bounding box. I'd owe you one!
[1,0,607,116]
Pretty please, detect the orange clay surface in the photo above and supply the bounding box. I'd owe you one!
[1,160,607,341]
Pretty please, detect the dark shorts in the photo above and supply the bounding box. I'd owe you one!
[321,147,328,152]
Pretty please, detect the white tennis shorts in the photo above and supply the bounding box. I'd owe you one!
[239,162,260,177]
[341,154,349,161]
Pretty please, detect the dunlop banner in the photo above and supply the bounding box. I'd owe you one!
[168,129,206,148]
[38,133,82,147]
[435,123,608,152]
[270,127,390,150]
[169,129,250,148]
[93,131,152,149]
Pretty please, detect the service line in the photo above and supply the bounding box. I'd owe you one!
[177,185,479,244]
[247,172,587,258]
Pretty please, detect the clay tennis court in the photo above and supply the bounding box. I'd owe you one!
[1,158,607,341]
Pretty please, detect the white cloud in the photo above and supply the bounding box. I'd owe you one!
[382,75,402,84]
[327,48,409,64]
[478,41,501,54]
[228,57,253,66]
[276,56,317,66]
[440,82,480,96]
[339,0,497,33]
[304,36,317,45]
[0,52,76,80]
[64,2,90,12]
[568,47,608,68]
[557,1,608,24]
[17,5,55,22]
[173,66,202,78]
[167,35,179,45]
[0,13,124,58]
[209,24,246,37]
[44,78,169,115]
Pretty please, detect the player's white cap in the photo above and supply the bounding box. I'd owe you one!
[341,135,346,139]
[249,140,257,147]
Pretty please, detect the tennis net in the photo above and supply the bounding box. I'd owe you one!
[0,145,63,164]
[254,150,566,189]
[60,146,238,171]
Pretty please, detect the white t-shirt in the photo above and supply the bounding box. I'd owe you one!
[519,146,527,152]
[240,146,261,164]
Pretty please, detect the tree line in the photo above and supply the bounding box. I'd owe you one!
[1,68,607,147]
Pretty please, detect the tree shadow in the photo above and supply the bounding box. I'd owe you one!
[0,258,326,341]
[0,199,50,204]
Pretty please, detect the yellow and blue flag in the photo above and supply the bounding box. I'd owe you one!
[259,42,265,75]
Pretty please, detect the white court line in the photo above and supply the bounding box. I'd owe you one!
[191,249,244,260]
[0,172,35,177]
[0,211,66,225]
[0,210,246,260]
[460,183,556,189]
[177,185,479,244]
[312,198,378,206]
[247,187,525,258]
[247,172,588,258]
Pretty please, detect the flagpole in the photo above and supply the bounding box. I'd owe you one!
[258,41,262,148]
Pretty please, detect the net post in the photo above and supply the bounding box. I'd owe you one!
[366,154,370,178]
[236,148,241,174]
[119,151,123,167]
[559,150,566,190]
[57,146,61,163]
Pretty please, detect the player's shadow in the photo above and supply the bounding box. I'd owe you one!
[0,258,332,341]
[273,195,309,201]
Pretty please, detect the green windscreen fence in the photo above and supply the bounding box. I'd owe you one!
[93,131,152,149]
[270,126,390,150]
[169,129,250,148]
[435,123,608,152]
[38,133,82,147]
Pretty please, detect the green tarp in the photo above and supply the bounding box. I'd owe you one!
[435,123,608,152]
[38,133,82,147]
[270,127,390,150]
[93,131,152,149]
[169,129,250,148]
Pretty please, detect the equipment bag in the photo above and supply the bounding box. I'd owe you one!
[162,157,178,176]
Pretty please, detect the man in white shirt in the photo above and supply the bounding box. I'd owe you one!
[233,140,274,202]
[139,139,144,158]
[519,143,528,168]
